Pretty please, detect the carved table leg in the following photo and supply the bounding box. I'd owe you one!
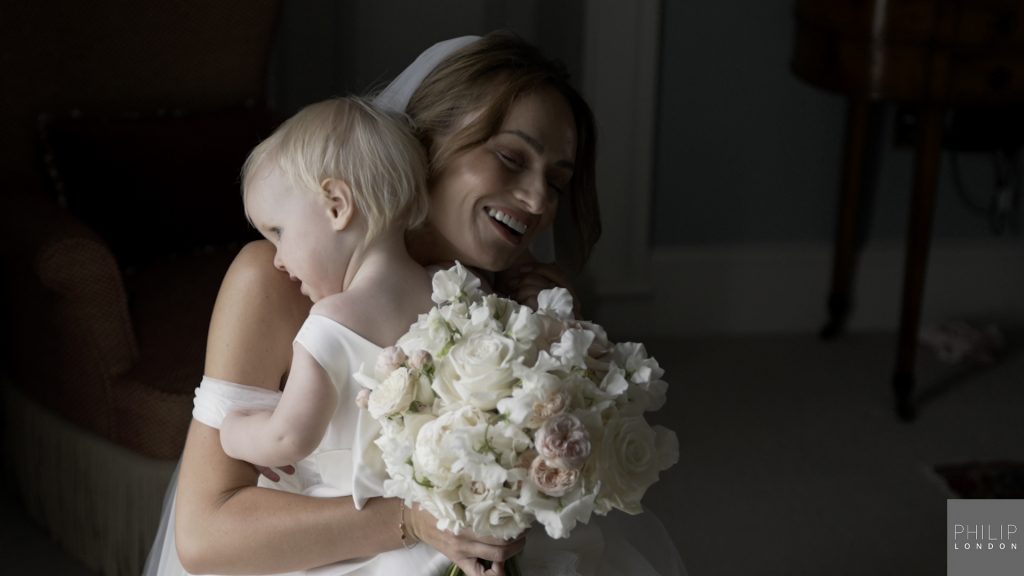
[893,104,944,421]
[822,98,879,339]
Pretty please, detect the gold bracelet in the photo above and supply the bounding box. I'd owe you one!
[399,501,419,550]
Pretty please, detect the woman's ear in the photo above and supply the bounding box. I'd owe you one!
[321,178,355,231]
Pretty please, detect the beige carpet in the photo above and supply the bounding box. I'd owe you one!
[641,330,1024,576]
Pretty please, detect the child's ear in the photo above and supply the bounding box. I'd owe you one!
[321,178,354,231]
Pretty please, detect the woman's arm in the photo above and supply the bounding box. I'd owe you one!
[176,240,524,575]
[176,241,402,573]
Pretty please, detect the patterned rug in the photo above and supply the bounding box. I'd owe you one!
[936,461,1024,498]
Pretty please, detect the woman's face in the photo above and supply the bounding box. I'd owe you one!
[422,86,577,272]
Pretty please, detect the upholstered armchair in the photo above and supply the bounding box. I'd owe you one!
[0,2,280,574]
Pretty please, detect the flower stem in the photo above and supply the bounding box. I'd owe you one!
[445,557,520,576]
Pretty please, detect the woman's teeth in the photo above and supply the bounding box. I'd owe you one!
[487,208,527,235]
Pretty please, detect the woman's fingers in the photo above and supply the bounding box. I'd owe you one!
[410,504,524,572]
[252,464,296,482]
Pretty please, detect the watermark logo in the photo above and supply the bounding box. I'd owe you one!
[948,500,1024,575]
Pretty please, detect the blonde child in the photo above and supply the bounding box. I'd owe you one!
[218,97,434,512]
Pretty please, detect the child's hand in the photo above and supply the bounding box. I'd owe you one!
[495,263,581,318]
[252,464,296,483]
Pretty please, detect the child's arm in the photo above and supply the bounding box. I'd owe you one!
[220,341,337,467]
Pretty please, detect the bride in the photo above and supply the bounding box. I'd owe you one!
[145,32,686,576]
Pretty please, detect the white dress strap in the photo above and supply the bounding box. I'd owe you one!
[293,314,357,383]
[192,376,282,429]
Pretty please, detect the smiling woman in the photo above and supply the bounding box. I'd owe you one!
[149,32,684,576]
[409,86,577,274]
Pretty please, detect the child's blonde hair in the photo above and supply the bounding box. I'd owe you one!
[242,97,428,241]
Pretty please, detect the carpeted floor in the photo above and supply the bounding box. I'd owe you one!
[640,329,1024,576]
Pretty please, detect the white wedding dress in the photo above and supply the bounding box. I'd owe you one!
[144,313,686,576]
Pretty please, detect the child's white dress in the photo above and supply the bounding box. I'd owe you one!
[144,313,687,576]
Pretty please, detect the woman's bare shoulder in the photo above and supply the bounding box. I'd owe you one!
[205,240,312,390]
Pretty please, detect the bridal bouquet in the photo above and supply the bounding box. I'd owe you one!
[356,262,678,553]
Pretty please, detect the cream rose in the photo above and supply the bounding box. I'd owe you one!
[594,416,678,514]
[368,367,416,419]
[445,331,518,410]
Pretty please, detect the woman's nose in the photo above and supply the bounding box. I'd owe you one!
[514,172,548,214]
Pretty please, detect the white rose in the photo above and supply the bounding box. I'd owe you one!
[368,367,416,419]
[445,331,519,410]
[431,261,483,304]
[593,416,678,515]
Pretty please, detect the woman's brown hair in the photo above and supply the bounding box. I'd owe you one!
[405,31,600,270]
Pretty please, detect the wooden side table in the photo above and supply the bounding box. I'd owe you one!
[791,0,1024,420]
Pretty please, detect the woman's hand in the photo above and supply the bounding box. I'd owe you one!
[252,464,295,483]
[408,503,526,576]
[495,263,581,318]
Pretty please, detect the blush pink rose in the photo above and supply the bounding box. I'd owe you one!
[534,413,591,470]
[529,456,580,498]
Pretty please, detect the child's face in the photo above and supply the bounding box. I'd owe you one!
[245,164,349,302]
[424,86,576,272]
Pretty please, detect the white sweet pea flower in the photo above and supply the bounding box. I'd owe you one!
[592,416,678,515]
[376,412,435,477]
[521,480,597,539]
[498,353,575,429]
[465,491,531,540]
[506,306,543,359]
[414,406,499,491]
[485,418,533,468]
[398,307,454,358]
[536,287,575,321]
[611,343,668,411]
[578,320,612,357]
[431,261,482,304]
[551,328,595,370]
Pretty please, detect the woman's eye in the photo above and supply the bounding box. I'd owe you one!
[548,180,565,195]
[497,151,523,169]
[269,227,282,238]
